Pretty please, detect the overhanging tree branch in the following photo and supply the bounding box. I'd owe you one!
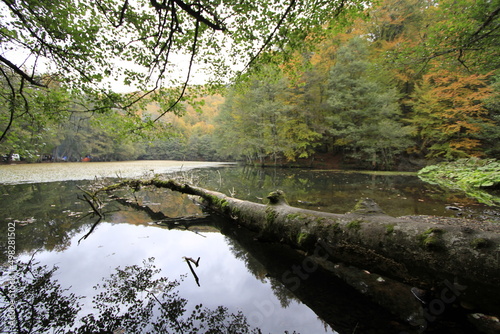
[242,0,297,73]
[152,12,201,123]
[468,5,500,43]
[150,0,226,31]
[0,67,17,143]
[0,55,46,88]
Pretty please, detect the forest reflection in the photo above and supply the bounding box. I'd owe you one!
[1,258,267,334]
[1,166,498,333]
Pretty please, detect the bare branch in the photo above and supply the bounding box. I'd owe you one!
[242,0,297,73]
[0,67,17,142]
[96,0,130,28]
[0,55,46,88]
[468,5,500,43]
[150,0,226,31]
[151,11,201,123]
[117,0,130,27]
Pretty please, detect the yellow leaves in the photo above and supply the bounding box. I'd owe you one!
[441,121,481,135]
[191,122,215,136]
[449,138,483,158]
[423,70,492,125]
[412,68,494,158]
[334,138,351,146]
[450,138,481,150]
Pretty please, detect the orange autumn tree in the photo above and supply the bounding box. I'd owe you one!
[410,69,493,159]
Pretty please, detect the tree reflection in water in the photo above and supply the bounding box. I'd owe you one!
[1,258,284,334]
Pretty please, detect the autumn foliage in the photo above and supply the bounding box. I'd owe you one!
[410,69,493,159]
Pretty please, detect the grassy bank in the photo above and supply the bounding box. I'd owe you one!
[418,158,500,206]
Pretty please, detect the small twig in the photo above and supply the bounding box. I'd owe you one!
[79,194,103,218]
[77,185,103,208]
[189,229,207,238]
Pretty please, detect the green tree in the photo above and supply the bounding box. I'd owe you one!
[214,66,320,164]
[481,74,500,158]
[214,80,275,164]
[419,0,500,73]
[326,37,412,169]
[0,67,71,160]
[50,109,150,162]
[211,90,244,161]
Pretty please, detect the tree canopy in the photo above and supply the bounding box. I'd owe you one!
[209,0,499,167]
[0,0,369,141]
[1,0,499,167]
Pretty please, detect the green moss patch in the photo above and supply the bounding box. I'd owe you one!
[265,207,277,225]
[470,238,490,250]
[346,220,363,231]
[286,213,306,221]
[385,224,395,235]
[417,228,445,250]
[295,229,317,249]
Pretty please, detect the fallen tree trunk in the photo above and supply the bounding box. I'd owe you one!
[94,177,500,318]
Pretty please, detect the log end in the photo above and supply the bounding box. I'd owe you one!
[267,190,289,205]
[352,198,386,215]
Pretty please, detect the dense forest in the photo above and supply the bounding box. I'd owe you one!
[1,0,499,170]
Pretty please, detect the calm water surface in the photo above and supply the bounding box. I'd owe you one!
[1,161,498,333]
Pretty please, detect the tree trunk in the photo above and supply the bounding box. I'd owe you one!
[96,178,500,322]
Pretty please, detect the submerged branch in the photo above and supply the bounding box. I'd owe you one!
[78,194,103,218]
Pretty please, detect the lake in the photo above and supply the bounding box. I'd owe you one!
[1,161,498,333]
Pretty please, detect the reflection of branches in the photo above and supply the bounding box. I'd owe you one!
[110,192,212,235]
[1,258,263,333]
[78,216,102,244]
[78,194,103,218]
[77,181,215,242]
[0,260,80,334]
[110,194,169,220]
[183,256,201,287]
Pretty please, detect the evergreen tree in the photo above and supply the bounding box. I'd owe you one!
[326,37,412,168]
